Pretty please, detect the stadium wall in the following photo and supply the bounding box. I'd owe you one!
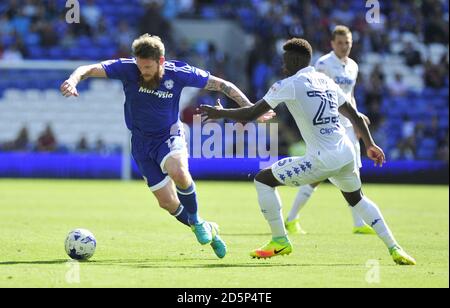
[0,153,447,184]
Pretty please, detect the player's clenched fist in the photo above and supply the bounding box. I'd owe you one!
[60,79,79,97]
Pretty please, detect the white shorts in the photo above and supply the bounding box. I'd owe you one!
[271,155,362,193]
[345,126,362,168]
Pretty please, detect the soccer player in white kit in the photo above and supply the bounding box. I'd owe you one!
[285,25,375,235]
[200,38,415,265]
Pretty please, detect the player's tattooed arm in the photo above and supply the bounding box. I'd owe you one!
[61,64,106,97]
[339,101,385,166]
[200,99,272,122]
[204,75,253,107]
[204,75,276,122]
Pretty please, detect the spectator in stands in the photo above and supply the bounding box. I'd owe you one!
[76,135,89,152]
[36,124,57,152]
[38,22,58,47]
[365,64,385,103]
[82,0,102,29]
[1,43,23,60]
[113,43,131,59]
[365,99,382,129]
[23,0,38,19]
[424,59,447,88]
[390,115,417,160]
[331,2,354,25]
[424,115,446,142]
[437,132,449,163]
[94,138,107,155]
[372,117,388,150]
[388,73,408,97]
[116,21,136,48]
[139,1,172,44]
[402,115,416,140]
[400,41,423,67]
[1,126,29,151]
[0,13,12,36]
[422,0,448,44]
[390,136,416,160]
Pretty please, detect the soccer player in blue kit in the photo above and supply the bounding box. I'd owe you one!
[60,34,274,259]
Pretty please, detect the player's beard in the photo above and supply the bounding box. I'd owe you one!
[139,65,164,90]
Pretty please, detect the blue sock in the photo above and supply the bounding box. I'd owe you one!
[176,183,200,225]
[172,204,189,226]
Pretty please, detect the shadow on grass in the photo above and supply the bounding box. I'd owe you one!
[0,259,68,265]
[0,258,374,269]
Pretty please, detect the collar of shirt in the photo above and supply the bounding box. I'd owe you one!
[331,51,349,66]
[296,66,315,75]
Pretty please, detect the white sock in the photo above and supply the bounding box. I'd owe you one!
[287,184,316,222]
[254,180,287,238]
[350,206,367,227]
[353,196,398,249]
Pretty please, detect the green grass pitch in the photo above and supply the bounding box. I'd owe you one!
[0,179,448,288]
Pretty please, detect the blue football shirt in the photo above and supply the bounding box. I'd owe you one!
[101,58,210,136]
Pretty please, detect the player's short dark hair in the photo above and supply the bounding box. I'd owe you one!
[132,33,165,60]
[282,38,313,72]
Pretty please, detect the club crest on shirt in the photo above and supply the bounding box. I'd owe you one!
[164,79,174,90]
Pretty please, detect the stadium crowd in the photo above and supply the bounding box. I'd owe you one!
[0,0,448,162]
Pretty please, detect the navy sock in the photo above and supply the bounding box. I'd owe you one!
[172,204,189,226]
[176,183,200,225]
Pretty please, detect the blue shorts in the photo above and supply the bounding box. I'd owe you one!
[131,129,187,191]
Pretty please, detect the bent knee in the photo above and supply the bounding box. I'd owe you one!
[169,168,191,188]
[158,198,179,212]
[255,168,280,187]
[342,189,363,207]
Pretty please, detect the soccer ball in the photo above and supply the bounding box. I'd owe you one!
[64,228,96,260]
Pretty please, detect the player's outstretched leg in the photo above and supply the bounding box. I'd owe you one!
[154,181,226,258]
[171,204,226,258]
[343,190,416,265]
[285,183,318,234]
[251,169,292,259]
[165,154,213,245]
[176,181,213,245]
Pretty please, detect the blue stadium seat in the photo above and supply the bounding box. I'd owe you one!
[48,47,65,60]
[28,46,45,59]
[77,36,93,49]
[420,138,438,150]
[422,87,439,97]
[417,148,436,160]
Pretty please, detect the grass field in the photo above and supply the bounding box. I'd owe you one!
[0,179,448,288]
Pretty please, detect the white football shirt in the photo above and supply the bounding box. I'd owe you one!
[263,66,355,170]
[315,51,358,128]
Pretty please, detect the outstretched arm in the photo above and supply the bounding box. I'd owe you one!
[60,63,106,97]
[204,75,252,107]
[339,101,385,166]
[200,99,272,123]
[204,75,275,122]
